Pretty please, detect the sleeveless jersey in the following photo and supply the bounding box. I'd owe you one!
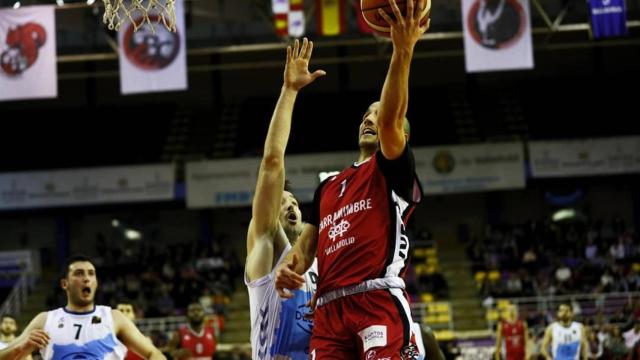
[246,243,318,360]
[311,148,422,297]
[551,322,583,360]
[41,306,126,360]
[178,326,216,360]
[501,320,526,359]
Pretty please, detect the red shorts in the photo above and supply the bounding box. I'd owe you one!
[310,288,419,360]
[505,351,526,360]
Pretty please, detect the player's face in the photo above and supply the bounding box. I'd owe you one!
[280,191,302,237]
[62,261,98,308]
[187,304,205,324]
[0,317,17,336]
[358,102,380,150]
[557,304,572,322]
[117,304,135,321]
[503,305,517,321]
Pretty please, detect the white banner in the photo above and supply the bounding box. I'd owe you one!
[118,0,187,95]
[0,164,175,210]
[529,137,640,178]
[0,5,57,102]
[187,144,526,208]
[414,143,525,194]
[186,152,355,208]
[461,0,534,73]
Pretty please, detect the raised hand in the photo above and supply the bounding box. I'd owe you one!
[284,37,326,91]
[377,0,431,51]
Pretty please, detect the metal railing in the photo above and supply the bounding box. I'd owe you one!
[0,272,31,317]
[135,315,186,335]
[415,301,455,331]
[485,291,640,332]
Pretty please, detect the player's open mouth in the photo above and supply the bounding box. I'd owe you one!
[287,212,297,222]
[82,287,91,295]
[362,128,376,136]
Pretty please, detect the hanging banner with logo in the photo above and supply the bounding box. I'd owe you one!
[529,136,640,178]
[0,5,57,102]
[588,0,628,39]
[118,0,187,95]
[186,152,355,208]
[414,143,525,194]
[187,144,526,208]
[0,164,175,210]
[461,0,534,73]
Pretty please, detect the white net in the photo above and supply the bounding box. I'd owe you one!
[102,0,176,33]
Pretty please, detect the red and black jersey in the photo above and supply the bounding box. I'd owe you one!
[310,146,423,297]
[178,325,217,360]
[501,320,526,360]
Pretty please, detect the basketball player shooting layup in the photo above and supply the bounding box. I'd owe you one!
[0,255,165,360]
[274,0,430,358]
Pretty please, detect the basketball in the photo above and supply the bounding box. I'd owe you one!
[361,0,431,37]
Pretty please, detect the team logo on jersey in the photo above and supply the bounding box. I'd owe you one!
[366,350,376,360]
[400,343,419,360]
[328,219,350,241]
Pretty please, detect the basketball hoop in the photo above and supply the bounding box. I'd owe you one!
[102,0,176,33]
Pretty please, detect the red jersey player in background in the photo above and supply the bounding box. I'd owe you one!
[494,305,529,360]
[167,303,217,360]
[274,0,431,357]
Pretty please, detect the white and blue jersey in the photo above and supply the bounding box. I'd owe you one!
[41,306,126,360]
[246,243,318,360]
[551,321,583,360]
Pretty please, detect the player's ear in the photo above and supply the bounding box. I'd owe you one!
[60,278,68,290]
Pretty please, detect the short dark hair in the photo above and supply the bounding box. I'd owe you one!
[1,314,16,322]
[558,302,572,311]
[284,179,293,193]
[117,302,136,310]
[60,254,95,280]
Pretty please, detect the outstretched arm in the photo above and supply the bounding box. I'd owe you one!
[376,0,430,160]
[274,224,319,298]
[113,310,165,360]
[246,38,325,282]
[0,313,48,360]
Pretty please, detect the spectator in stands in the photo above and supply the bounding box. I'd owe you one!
[605,326,629,359]
[586,328,603,359]
[630,339,640,360]
[0,315,17,349]
[167,303,217,360]
[624,321,640,351]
